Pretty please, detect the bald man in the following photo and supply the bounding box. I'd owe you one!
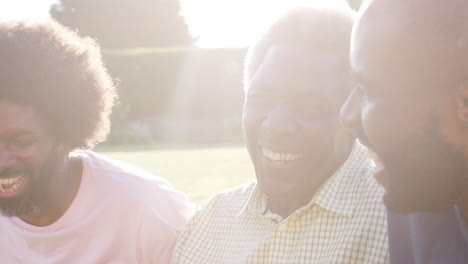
[340,0,468,263]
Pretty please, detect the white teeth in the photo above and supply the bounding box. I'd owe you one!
[0,176,24,194]
[262,147,302,162]
[0,176,22,185]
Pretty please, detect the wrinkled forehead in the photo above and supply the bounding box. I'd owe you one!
[247,44,348,101]
[251,44,347,87]
[352,0,468,86]
[247,44,349,107]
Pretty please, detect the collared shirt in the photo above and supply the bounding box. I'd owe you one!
[172,143,389,264]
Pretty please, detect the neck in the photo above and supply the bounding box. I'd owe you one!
[268,195,312,219]
[20,155,82,227]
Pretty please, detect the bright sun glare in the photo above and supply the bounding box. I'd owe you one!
[0,0,346,48]
[180,0,347,48]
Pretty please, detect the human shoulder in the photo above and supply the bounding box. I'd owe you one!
[179,182,256,231]
[197,182,257,215]
[75,150,173,195]
[75,150,194,220]
[172,182,256,262]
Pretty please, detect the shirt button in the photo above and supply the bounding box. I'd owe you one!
[278,223,287,232]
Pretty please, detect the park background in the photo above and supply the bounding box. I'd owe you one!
[0,0,362,204]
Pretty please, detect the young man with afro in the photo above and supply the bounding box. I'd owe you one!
[0,21,194,263]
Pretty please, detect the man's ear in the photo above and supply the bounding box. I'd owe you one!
[456,82,468,122]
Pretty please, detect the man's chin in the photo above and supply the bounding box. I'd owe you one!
[256,166,303,198]
[0,180,44,217]
[366,147,462,213]
[0,196,38,217]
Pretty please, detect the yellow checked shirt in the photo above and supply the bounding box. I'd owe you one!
[172,143,389,264]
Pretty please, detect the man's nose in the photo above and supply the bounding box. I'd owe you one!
[262,107,298,138]
[340,89,361,129]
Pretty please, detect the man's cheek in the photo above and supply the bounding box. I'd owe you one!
[243,111,264,134]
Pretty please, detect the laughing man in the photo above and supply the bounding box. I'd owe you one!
[172,3,388,264]
[0,22,194,263]
[340,0,468,262]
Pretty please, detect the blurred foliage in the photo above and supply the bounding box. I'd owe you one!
[102,47,247,145]
[50,0,193,48]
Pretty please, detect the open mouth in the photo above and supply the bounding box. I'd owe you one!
[262,147,302,165]
[0,175,26,198]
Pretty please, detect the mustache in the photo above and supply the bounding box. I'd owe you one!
[0,167,30,178]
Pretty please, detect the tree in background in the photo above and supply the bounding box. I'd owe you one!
[50,0,193,48]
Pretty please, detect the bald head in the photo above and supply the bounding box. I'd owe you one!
[353,0,468,89]
[342,0,468,213]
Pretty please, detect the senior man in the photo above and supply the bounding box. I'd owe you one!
[172,3,388,264]
[0,22,194,263]
[340,0,468,263]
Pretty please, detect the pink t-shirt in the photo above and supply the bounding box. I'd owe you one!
[0,151,195,264]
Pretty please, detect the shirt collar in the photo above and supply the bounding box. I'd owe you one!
[312,142,372,217]
[238,142,373,218]
[237,184,269,217]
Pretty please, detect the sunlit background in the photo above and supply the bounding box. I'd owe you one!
[0,0,351,48]
[0,0,361,203]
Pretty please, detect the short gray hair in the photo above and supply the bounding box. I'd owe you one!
[244,3,356,92]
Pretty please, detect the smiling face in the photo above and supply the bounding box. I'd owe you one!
[243,44,352,199]
[0,100,63,217]
[340,1,468,212]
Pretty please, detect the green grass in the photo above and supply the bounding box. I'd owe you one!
[96,144,255,206]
